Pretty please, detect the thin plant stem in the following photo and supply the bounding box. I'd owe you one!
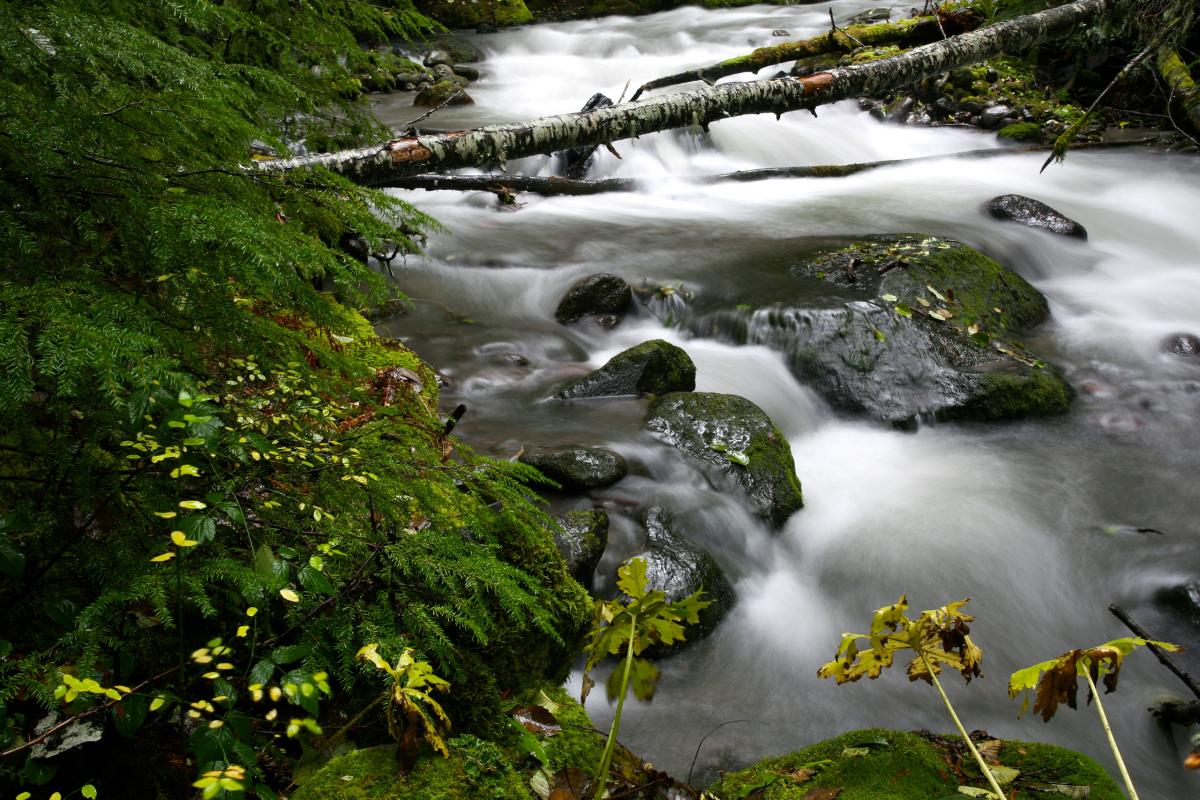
[592,610,637,800]
[922,653,1009,800]
[1083,666,1141,800]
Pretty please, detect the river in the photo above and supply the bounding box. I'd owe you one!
[373,3,1200,797]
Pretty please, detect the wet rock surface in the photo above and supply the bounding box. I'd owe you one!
[553,508,608,589]
[556,339,695,400]
[554,272,633,324]
[986,194,1088,240]
[1162,333,1200,356]
[519,445,628,492]
[645,392,803,528]
[630,507,735,648]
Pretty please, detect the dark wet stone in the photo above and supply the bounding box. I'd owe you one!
[423,49,453,67]
[519,445,628,493]
[771,29,789,37]
[451,64,481,81]
[554,508,608,589]
[1162,333,1200,356]
[645,392,803,529]
[632,507,735,650]
[978,104,1013,129]
[556,340,695,400]
[554,272,633,324]
[986,194,1088,240]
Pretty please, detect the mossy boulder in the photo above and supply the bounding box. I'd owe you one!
[556,339,695,400]
[645,392,803,528]
[633,507,735,647]
[553,508,608,588]
[416,0,533,28]
[520,445,628,493]
[708,728,1124,800]
[413,79,473,106]
[292,685,605,800]
[690,235,1072,426]
[998,121,1043,142]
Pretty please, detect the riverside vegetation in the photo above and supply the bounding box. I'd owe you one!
[1,0,1198,799]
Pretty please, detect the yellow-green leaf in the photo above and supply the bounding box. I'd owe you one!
[171,531,198,547]
[179,500,207,510]
[279,588,300,603]
[150,552,176,562]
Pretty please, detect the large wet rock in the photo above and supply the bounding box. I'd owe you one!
[1162,332,1200,356]
[556,339,695,400]
[553,508,608,589]
[554,272,633,324]
[519,445,627,493]
[644,392,803,529]
[986,194,1088,240]
[413,79,473,106]
[689,235,1072,426]
[632,507,735,648]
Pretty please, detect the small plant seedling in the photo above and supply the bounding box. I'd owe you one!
[818,596,1010,800]
[357,643,451,765]
[581,557,710,800]
[1009,637,1183,800]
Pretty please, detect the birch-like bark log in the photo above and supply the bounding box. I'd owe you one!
[257,0,1123,185]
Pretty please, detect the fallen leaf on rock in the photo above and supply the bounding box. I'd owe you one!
[840,746,870,758]
[977,739,1001,763]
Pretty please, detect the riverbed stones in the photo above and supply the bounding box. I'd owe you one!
[553,508,608,588]
[1161,332,1200,356]
[689,235,1072,426]
[519,445,627,492]
[986,194,1088,239]
[413,79,473,106]
[644,392,803,529]
[556,340,695,400]
[554,272,633,324]
[632,507,735,647]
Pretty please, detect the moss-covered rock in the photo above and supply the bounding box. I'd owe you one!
[998,120,1043,142]
[416,0,533,29]
[645,392,803,528]
[556,339,696,400]
[520,445,628,493]
[413,79,473,106]
[292,684,605,800]
[690,235,1072,425]
[707,728,1124,800]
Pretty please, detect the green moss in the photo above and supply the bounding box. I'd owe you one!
[536,685,605,773]
[998,121,1043,142]
[940,367,1073,421]
[848,45,902,65]
[292,742,532,800]
[416,0,533,29]
[708,729,1124,800]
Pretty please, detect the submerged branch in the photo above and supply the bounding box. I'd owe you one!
[381,139,1163,197]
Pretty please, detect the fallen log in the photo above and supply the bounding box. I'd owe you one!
[380,139,1162,197]
[258,0,1125,184]
[628,11,978,101]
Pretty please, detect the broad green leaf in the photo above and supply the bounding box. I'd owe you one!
[957,788,1001,798]
[298,565,335,596]
[616,558,649,600]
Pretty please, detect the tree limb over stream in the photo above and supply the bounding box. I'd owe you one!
[258,0,1126,184]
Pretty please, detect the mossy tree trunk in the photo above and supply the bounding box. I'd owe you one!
[1157,47,1200,134]
[261,0,1127,184]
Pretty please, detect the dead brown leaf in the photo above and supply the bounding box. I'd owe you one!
[512,704,561,736]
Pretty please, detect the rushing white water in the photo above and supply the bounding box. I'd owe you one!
[375,4,1200,796]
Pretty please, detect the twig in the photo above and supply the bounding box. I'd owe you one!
[686,719,756,784]
[1109,604,1200,700]
[0,663,185,760]
[830,8,866,48]
[397,90,465,133]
